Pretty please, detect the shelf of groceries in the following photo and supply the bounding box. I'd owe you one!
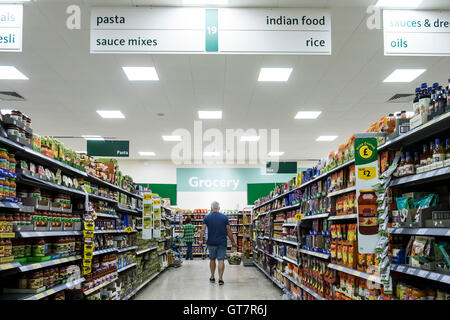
[252,79,450,300]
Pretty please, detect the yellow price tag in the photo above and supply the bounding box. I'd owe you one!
[83,265,91,275]
[83,258,92,267]
[357,167,376,180]
[126,226,133,233]
[144,194,152,200]
[84,222,95,231]
[84,243,94,253]
[83,230,94,238]
[154,200,161,206]
[295,213,303,221]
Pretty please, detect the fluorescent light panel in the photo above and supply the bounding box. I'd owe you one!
[383,69,426,83]
[183,0,228,5]
[295,111,322,119]
[316,136,338,142]
[138,151,156,156]
[82,135,104,141]
[122,67,159,81]
[198,110,222,119]
[240,136,260,142]
[0,66,28,80]
[204,151,221,157]
[375,0,423,8]
[258,68,293,82]
[162,135,182,142]
[268,152,285,156]
[96,110,125,119]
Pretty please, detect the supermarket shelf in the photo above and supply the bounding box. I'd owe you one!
[390,166,450,187]
[118,263,137,273]
[0,136,87,178]
[85,174,143,200]
[379,111,450,152]
[272,238,298,246]
[328,214,358,221]
[158,250,167,256]
[387,228,450,237]
[83,274,118,295]
[299,249,330,260]
[95,212,119,219]
[302,213,330,221]
[270,204,301,214]
[18,255,82,272]
[117,246,138,253]
[88,193,118,204]
[253,262,285,290]
[283,256,299,265]
[121,271,162,300]
[328,263,382,284]
[136,246,158,255]
[282,222,298,227]
[116,205,140,215]
[16,231,82,238]
[282,272,326,300]
[0,232,15,238]
[390,264,450,284]
[23,277,85,300]
[0,261,21,271]
[257,248,283,262]
[327,186,356,198]
[18,171,86,198]
[0,201,23,210]
[93,248,118,256]
[93,229,137,234]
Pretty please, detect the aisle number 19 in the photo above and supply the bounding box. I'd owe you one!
[207,26,217,34]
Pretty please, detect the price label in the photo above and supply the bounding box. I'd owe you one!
[126,226,133,233]
[446,230,450,236]
[441,275,450,284]
[418,270,428,278]
[143,194,152,201]
[429,273,440,281]
[82,265,91,275]
[83,258,92,267]
[154,200,161,206]
[416,229,427,235]
[397,266,405,272]
[84,243,94,253]
[353,271,361,277]
[84,222,94,231]
[295,213,304,221]
[406,268,415,275]
[83,230,94,238]
[357,167,377,181]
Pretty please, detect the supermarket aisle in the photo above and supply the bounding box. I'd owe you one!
[135,260,284,300]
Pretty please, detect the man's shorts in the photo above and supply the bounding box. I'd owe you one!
[208,245,227,260]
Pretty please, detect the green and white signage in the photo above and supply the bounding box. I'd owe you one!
[87,140,129,157]
[90,7,331,54]
[383,10,450,56]
[0,4,23,52]
[177,168,297,192]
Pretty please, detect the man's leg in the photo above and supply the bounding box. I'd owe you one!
[210,259,216,279]
[187,242,192,260]
[218,260,225,281]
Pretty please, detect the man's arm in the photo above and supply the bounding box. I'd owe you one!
[226,225,237,249]
[199,224,207,247]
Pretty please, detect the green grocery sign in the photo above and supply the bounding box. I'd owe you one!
[177,168,298,192]
[87,140,130,157]
[355,137,377,165]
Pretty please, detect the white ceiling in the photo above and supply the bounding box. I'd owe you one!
[1,0,450,161]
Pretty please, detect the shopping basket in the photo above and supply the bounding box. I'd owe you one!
[227,252,242,265]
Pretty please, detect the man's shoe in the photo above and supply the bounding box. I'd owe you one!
[218,280,224,285]
[209,278,215,283]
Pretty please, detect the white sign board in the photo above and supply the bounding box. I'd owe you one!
[90,7,331,54]
[0,4,23,52]
[383,10,450,56]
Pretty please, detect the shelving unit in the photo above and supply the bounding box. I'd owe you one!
[390,264,450,284]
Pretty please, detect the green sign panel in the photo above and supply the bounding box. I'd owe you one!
[266,162,297,174]
[355,138,378,165]
[87,140,129,157]
[205,9,218,52]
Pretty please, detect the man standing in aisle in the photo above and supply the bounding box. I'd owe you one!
[199,201,236,285]
[183,217,196,260]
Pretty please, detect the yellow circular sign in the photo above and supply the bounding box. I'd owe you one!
[126,226,133,233]
[295,213,303,221]
[359,145,373,159]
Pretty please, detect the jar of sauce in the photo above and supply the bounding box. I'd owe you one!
[0,148,8,170]
[8,154,16,173]
[10,178,16,199]
[358,190,378,235]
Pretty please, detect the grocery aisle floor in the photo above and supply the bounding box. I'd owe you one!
[135,260,284,300]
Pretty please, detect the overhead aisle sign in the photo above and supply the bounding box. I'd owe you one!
[383,10,450,56]
[0,4,23,52]
[90,7,331,54]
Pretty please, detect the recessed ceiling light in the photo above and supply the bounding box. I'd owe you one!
[1,109,12,115]
[162,135,182,142]
[268,152,285,156]
[294,111,322,119]
[82,135,104,141]
[198,110,222,119]
[0,66,28,80]
[122,67,159,81]
[258,68,293,82]
[96,110,125,119]
[183,0,228,5]
[375,0,422,8]
[240,136,260,142]
[383,69,426,83]
[204,151,221,157]
[316,136,338,142]
[0,0,30,2]
[138,151,156,156]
